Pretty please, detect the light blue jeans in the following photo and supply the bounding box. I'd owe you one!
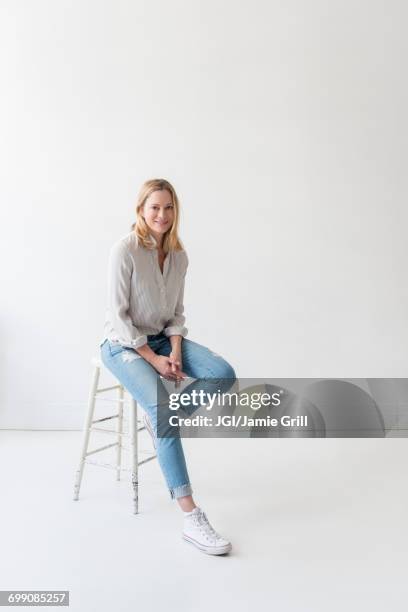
[100,332,236,500]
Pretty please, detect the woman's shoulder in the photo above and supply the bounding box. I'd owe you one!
[173,247,189,270]
[110,232,142,257]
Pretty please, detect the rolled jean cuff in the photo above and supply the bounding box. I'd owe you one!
[169,483,193,500]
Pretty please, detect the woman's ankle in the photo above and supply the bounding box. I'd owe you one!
[177,495,197,513]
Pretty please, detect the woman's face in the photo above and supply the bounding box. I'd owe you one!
[142,189,175,238]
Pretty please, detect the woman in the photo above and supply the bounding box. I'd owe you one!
[100,178,236,555]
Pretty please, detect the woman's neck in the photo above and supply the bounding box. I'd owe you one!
[150,231,164,250]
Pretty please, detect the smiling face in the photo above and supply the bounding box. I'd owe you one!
[142,189,175,243]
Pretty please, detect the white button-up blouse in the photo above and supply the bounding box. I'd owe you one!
[100,231,189,349]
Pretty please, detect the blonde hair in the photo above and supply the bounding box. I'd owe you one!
[132,178,184,253]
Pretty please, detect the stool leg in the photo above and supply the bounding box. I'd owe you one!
[129,396,139,514]
[116,385,124,481]
[73,364,100,501]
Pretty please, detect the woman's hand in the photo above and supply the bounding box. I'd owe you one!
[169,349,185,386]
[152,354,187,383]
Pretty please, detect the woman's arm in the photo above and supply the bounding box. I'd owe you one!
[163,252,188,338]
[107,242,147,349]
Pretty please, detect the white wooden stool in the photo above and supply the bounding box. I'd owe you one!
[73,356,157,514]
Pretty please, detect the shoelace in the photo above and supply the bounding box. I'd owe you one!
[192,510,221,541]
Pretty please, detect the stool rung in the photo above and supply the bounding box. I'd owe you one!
[95,397,130,404]
[85,457,156,471]
[85,442,118,456]
[85,460,130,471]
[89,426,146,436]
[91,415,134,425]
[119,447,156,454]
[138,455,157,466]
[95,385,122,393]
[90,427,127,436]
[85,441,153,456]
[92,414,120,423]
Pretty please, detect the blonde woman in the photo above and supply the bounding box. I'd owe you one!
[100,178,236,555]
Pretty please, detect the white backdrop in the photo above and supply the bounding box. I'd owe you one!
[1,0,407,428]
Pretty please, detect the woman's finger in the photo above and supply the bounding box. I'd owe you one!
[164,372,178,381]
[165,365,180,379]
[175,370,187,379]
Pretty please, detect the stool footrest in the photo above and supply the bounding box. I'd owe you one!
[85,442,118,456]
[85,442,154,456]
[85,455,156,471]
[89,426,145,436]
[120,446,155,454]
[92,414,120,423]
[95,385,122,393]
[138,455,157,466]
[94,397,133,404]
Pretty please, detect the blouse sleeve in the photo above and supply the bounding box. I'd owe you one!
[163,251,188,338]
[107,242,148,349]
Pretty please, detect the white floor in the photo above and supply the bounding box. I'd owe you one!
[1,430,407,611]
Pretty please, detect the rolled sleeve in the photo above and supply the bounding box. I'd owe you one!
[107,243,147,349]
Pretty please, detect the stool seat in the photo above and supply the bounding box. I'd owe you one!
[73,355,157,514]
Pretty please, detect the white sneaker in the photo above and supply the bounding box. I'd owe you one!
[143,413,156,450]
[183,507,232,555]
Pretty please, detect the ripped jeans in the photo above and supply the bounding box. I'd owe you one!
[100,332,236,500]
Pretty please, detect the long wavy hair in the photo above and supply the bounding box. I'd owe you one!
[131,178,184,253]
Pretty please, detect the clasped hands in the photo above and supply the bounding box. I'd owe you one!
[152,350,187,385]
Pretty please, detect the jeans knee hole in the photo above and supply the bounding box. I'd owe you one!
[122,350,142,363]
